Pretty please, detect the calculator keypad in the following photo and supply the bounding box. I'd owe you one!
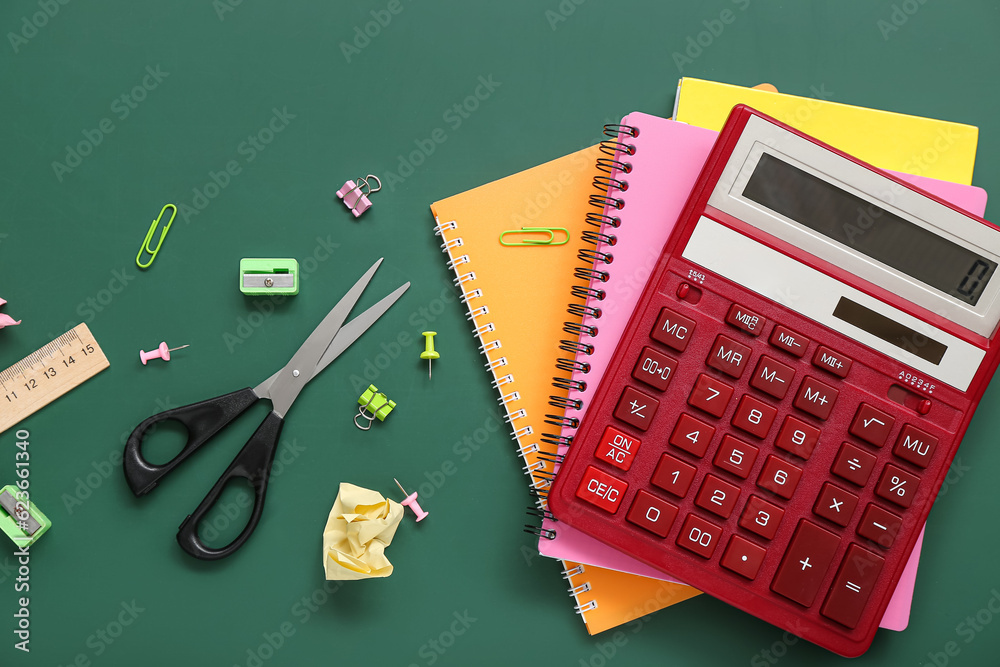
[559,277,959,655]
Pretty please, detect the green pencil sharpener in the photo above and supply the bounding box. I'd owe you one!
[0,485,51,547]
[240,258,299,296]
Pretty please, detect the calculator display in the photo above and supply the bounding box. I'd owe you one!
[742,153,998,307]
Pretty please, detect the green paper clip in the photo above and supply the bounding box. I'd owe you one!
[499,227,570,246]
[0,485,51,548]
[240,258,300,296]
[355,384,396,430]
[136,204,177,269]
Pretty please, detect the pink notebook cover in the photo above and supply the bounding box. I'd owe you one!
[541,113,988,631]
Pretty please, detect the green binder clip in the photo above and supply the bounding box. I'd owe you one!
[0,485,51,548]
[355,384,396,430]
[240,258,299,296]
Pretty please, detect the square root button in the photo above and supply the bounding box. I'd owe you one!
[614,386,659,431]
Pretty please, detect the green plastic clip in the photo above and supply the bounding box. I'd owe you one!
[0,485,51,548]
[355,384,396,430]
[240,258,299,296]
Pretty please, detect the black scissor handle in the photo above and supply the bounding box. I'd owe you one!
[176,410,284,560]
[123,388,260,496]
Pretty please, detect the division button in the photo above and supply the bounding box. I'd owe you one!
[821,544,885,628]
[771,520,840,607]
[614,386,659,431]
[831,443,877,487]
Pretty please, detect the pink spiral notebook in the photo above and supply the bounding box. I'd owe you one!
[541,113,987,631]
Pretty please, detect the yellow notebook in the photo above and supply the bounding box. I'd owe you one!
[430,148,699,634]
[673,77,979,184]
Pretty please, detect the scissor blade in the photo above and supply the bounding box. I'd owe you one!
[310,281,410,378]
[253,281,410,399]
[264,258,384,417]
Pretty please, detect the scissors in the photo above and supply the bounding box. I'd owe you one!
[123,258,409,561]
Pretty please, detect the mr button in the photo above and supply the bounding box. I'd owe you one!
[576,466,628,514]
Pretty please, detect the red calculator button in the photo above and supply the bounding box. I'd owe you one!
[771,520,840,607]
[725,303,766,336]
[707,334,752,379]
[770,325,809,358]
[757,455,803,500]
[721,535,767,580]
[688,374,734,418]
[893,424,939,468]
[695,474,741,519]
[849,403,895,447]
[651,454,697,498]
[731,395,777,439]
[669,413,716,458]
[793,376,839,421]
[774,416,821,460]
[651,307,696,352]
[739,495,785,540]
[750,355,795,400]
[857,504,903,548]
[632,346,678,391]
[713,435,759,479]
[813,482,859,527]
[876,464,920,508]
[821,544,885,628]
[614,386,659,431]
[594,426,640,472]
[626,490,678,538]
[812,345,853,378]
[575,466,628,514]
[676,513,723,558]
[831,443,877,487]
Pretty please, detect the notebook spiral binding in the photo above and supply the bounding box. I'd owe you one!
[433,214,565,534]
[523,122,639,540]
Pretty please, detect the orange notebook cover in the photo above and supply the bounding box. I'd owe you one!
[431,147,698,633]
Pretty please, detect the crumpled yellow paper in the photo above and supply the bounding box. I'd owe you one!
[322,482,403,580]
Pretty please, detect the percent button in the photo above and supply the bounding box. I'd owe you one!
[875,464,920,509]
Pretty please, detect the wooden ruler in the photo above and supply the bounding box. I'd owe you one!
[0,324,110,434]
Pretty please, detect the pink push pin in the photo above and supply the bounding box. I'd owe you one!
[394,478,428,522]
[139,342,189,365]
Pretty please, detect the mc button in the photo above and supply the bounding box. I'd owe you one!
[651,307,696,352]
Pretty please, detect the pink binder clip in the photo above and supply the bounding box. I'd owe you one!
[336,175,382,218]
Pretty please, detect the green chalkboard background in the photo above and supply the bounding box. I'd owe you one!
[2,1,1000,665]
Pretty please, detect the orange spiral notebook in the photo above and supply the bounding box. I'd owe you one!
[430,146,699,634]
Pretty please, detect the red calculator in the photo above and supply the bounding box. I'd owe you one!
[549,105,1000,656]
